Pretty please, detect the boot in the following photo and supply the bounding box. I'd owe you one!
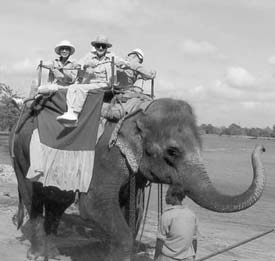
[56,109,79,127]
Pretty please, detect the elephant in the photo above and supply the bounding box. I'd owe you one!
[10,97,265,260]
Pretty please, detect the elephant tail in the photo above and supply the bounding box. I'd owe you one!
[12,190,25,229]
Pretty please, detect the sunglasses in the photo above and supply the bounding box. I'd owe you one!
[94,43,107,49]
[60,47,71,51]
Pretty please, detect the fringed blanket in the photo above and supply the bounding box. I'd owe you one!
[27,88,104,192]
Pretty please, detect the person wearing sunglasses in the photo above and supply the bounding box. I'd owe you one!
[56,35,117,125]
[78,34,114,84]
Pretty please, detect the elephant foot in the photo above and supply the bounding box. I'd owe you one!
[27,250,61,261]
[105,249,131,261]
[27,247,45,261]
[27,249,62,261]
[27,235,60,261]
[105,256,130,261]
[45,236,60,258]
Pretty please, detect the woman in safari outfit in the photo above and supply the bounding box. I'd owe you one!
[56,35,114,125]
[12,40,79,108]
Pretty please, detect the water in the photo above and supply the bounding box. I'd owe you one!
[194,135,275,260]
[202,135,275,195]
[195,135,275,226]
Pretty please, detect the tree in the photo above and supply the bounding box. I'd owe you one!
[247,128,261,137]
[272,125,275,137]
[222,123,242,136]
[261,127,273,137]
[200,122,275,138]
[0,83,20,131]
[200,124,222,135]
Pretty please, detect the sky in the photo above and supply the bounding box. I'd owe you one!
[1,0,275,128]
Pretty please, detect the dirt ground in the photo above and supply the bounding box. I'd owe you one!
[0,165,30,261]
[1,163,275,261]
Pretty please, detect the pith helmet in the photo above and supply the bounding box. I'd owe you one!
[55,40,75,55]
[91,35,112,48]
[128,48,144,63]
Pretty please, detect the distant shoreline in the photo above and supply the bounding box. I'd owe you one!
[202,133,275,140]
[1,131,275,140]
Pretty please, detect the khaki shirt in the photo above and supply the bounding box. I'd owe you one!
[78,51,119,85]
[117,60,155,87]
[48,58,78,86]
[157,205,198,260]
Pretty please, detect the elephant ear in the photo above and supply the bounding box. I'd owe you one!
[112,111,146,173]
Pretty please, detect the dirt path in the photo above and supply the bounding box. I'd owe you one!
[0,165,30,261]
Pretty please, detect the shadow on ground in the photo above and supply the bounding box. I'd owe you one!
[16,214,154,261]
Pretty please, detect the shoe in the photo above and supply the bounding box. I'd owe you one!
[37,84,58,94]
[11,97,24,110]
[56,112,78,125]
[63,121,78,128]
[102,109,123,121]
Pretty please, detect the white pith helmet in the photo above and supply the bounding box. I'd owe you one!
[128,48,144,63]
[91,35,112,48]
[55,40,75,55]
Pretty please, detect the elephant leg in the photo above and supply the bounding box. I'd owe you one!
[30,183,44,219]
[44,192,74,235]
[26,220,58,261]
[27,186,74,260]
[27,183,46,260]
[42,189,74,259]
[99,202,133,261]
[121,187,145,240]
[80,193,133,261]
[27,216,47,260]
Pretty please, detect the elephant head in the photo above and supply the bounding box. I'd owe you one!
[117,98,265,213]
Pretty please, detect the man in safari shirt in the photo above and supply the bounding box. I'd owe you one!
[154,184,198,261]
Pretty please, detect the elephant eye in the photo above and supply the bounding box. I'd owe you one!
[164,146,181,167]
[166,146,181,158]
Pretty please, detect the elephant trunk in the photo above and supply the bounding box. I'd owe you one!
[184,145,265,213]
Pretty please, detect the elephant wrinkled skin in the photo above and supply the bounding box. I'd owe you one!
[10,98,266,260]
